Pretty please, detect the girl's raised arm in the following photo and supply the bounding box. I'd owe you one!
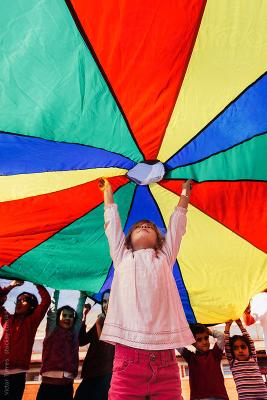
[46,289,60,336]
[74,291,87,334]
[178,180,193,209]
[163,180,192,266]
[236,319,257,361]
[99,178,114,205]
[99,178,126,267]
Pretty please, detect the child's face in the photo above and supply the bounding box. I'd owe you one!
[15,295,32,316]
[131,222,158,251]
[102,292,110,315]
[193,332,210,352]
[233,339,250,361]
[59,309,75,330]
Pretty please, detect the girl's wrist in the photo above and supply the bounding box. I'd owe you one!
[181,188,190,197]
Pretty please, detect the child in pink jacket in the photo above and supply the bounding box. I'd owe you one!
[99,178,194,400]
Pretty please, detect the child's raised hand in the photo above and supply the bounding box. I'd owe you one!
[244,303,251,314]
[84,303,91,314]
[224,319,233,333]
[98,178,111,192]
[11,279,24,287]
[99,178,114,205]
[207,328,213,336]
[83,303,91,320]
[178,179,193,208]
[181,179,193,198]
[182,179,193,192]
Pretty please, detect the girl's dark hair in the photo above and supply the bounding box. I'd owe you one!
[56,305,76,326]
[229,335,252,359]
[125,220,165,251]
[16,292,38,315]
[101,289,110,315]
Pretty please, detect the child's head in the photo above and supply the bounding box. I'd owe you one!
[56,305,76,330]
[230,335,251,361]
[125,220,164,252]
[15,292,38,316]
[101,289,110,316]
[190,323,211,353]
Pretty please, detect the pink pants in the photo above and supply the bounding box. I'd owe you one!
[108,344,183,399]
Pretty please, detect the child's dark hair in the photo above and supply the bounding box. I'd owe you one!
[229,335,252,359]
[190,323,209,338]
[125,220,165,251]
[16,292,38,315]
[101,289,110,314]
[56,305,76,326]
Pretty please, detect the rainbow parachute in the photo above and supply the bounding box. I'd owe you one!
[0,0,266,323]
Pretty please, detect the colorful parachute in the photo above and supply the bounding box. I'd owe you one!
[0,0,266,324]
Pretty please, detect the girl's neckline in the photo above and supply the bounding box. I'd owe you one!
[132,248,155,253]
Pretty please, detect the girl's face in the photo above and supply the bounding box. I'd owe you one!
[58,308,75,330]
[233,338,250,361]
[102,292,110,315]
[15,295,32,316]
[130,222,158,251]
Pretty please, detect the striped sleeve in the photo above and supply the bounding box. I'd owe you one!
[240,326,257,361]
[224,331,233,365]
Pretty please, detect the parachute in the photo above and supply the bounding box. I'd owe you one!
[0,0,266,323]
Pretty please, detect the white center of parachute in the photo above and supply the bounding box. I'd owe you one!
[126,161,165,185]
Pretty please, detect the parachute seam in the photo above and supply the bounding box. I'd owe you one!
[165,131,267,172]
[160,181,267,253]
[0,130,136,170]
[155,0,207,160]
[64,0,145,160]
[165,71,267,166]
[4,180,129,274]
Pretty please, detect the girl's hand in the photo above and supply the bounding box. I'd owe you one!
[244,303,251,314]
[99,178,114,205]
[10,280,24,287]
[224,319,233,333]
[178,179,193,208]
[83,303,91,320]
[98,178,111,192]
[182,179,193,194]
[207,328,213,336]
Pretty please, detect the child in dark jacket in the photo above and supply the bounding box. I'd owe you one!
[178,323,229,400]
[0,279,51,400]
[74,290,115,400]
[36,289,86,400]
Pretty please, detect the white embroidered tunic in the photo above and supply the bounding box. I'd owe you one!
[101,203,194,350]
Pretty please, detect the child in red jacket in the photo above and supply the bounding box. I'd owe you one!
[0,279,51,400]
